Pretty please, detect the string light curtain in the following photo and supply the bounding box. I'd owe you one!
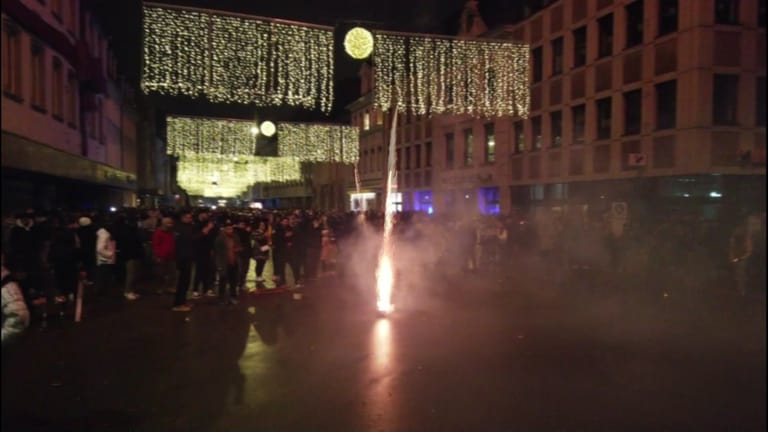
[167,116,261,157]
[373,32,530,118]
[142,3,334,113]
[277,123,360,164]
[177,154,302,197]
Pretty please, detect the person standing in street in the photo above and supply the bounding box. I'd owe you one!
[152,217,176,296]
[214,221,242,305]
[234,219,253,293]
[173,211,199,311]
[251,220,270,288]
[192,210,217,298]
[2,252,30,348]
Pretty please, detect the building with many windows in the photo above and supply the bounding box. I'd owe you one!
[1,0,143,212]
[430,0,765,223]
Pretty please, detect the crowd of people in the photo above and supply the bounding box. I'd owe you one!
[1,204,765,346]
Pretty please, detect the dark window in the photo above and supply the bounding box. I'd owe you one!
[550,111,562,148]
[463,128,473,166]
[572,104,585,144]
[598,14,614,58]
[532,46,543,82]
[715,0,739,25]
[445,133,454,168]
[757,78,766,126]
[425,141,432,167]
[396,149,401,171]
[484,123,495,163]
[573,26,586,67]
[2,22,23,99]
[713,74,739,125]
[658,0,678,35]
[624,89,642,135]
[626,0,644,48]
[531,116,542,150]
[405,146,412,170]
[760,0,766,28]
[551,37,563,76]
[655,80,677,129]
[31,41,46,110]
[596,97,612,139]
[51,57,63,119]
[415,144,422,168]
[514,121,525,153]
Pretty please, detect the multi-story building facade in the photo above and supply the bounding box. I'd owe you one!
[435,0,766,223]
[348,64,437,213]
[1,0,141,212]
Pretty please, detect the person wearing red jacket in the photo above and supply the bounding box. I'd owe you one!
[151,217,176,295]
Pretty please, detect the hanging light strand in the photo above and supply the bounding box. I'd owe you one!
[372,31,529,118]
[277,123,360,164]
[142,4,334,112]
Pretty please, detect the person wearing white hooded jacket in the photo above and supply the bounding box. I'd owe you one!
[2,253,29,347]
[93,222,117,299]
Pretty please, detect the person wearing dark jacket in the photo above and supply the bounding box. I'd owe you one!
[192,211,217,298]
[7,212,39,300]
[111,214,144,300]
[48,216,81,304]
[304,217,323,281]
[234,219,253,291]
[76,216,97,283]
[174,211,200,310]
[271,216,292,287]
[251,220,270,287]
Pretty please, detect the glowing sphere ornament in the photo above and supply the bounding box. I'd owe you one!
[344,27,374,59]
[260,121,276,137]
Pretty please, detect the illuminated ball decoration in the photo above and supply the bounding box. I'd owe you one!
[344,27,374,59]
[260,121,276,137]
[250,126,260,136]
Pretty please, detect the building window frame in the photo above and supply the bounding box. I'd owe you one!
[596,96,612,140]
[550,110,562,148]
[625,0,644,49]
[598,13,614,58]
[514,120,525,154]
[623,89,642,136]
[484,122,495,163]
[463,128,474,166]
[532,46,543,83]
[715,0,740,25]
[51,56,64,121]
[2,20,23,101]
[655,79,677,130]
[531,116,542,151]
[713,74,739,125]
[31,40,47,112]
[572,104,585,144]
[551,37,563,76]
[658,0,678,36]
[573,26,586,68]
[66,70,77,128]
[445,133,454,169]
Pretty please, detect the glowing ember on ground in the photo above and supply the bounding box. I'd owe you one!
[375,111,398,314]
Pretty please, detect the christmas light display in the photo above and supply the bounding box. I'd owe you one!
[142,3,334,112]
[176,154,302,197]
[277,123,360,164]
[372,32,529,117]
[166,116,261,157]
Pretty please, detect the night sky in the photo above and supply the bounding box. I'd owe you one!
[90,0,531,123]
